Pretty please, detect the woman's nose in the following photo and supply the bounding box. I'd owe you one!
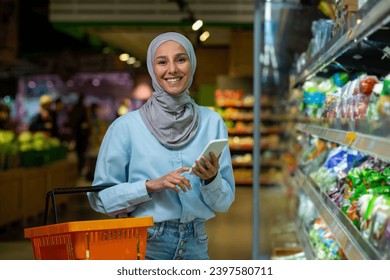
[168,62,177,74]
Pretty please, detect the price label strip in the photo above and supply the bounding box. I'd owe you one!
[344,132,357,146]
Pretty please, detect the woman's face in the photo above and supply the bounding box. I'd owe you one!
[153,40,191,95]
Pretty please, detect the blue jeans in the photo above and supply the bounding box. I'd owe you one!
[145,219,209,260]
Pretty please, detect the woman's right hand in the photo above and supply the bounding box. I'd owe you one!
[145,167,192,193]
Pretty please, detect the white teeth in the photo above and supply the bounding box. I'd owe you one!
[166,77,181,82]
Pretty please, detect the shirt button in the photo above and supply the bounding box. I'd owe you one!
[178,249,183,254]
[180,241,185,246]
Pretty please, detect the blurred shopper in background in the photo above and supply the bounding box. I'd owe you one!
[52,97,69,142]
[0,102,12,130]
[116,98,132,118]
[68,93,90,176]
[29,95,57,137]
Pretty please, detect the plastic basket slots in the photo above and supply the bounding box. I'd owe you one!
[24,185,153,260]
[24,217,154,260]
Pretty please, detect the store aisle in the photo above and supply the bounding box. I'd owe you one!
[0,179,294,260]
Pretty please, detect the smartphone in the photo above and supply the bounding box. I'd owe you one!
[189,138,228,174]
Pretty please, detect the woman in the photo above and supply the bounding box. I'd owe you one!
[88,32,235,260]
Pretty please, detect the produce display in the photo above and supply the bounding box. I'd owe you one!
[299,72,390,123]
[297,190,346,259]
[299,137,390,258]
[0,129,67,170]
[309,217,346,260]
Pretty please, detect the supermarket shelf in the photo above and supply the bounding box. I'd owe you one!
[294,216,317,260]
[293,0,390,85]
[227,127,284,135]
[295,123,390,162]
[294,167,383,260]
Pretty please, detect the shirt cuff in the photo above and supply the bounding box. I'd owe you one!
[201,172,222,192]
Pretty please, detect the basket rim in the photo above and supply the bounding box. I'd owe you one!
[24,216,154,238]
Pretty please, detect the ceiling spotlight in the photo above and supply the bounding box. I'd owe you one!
[199,31,210,42]
[133,61,142,68]
[126,57,137,65]
[192,20,203,31]
[119,53,130,62]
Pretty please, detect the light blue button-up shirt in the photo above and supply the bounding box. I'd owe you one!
[87,106,235,223]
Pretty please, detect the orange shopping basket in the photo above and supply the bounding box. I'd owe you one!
[24,186,154,260]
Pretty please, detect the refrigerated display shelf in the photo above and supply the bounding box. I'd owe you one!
[294,167,383,260]
[296,123,390,162]
[294,216,317,260]
[293,0,390,86]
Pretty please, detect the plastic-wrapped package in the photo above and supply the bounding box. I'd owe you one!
[366,82,383,122]
[309,218,345,260]
[369,205,390,249]
[378,74,390,118]
[331,72,349,88]
[324,88,342,119]
[354,75,378,119]
[377,218,390,259]
[297,190,318,230]
[302,80,326,118]
[340,81,354,119]
[300,138,329,174]
[311,19,334,56]
[342,157,390,229]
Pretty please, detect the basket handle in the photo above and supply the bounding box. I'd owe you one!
[44,185,113,225]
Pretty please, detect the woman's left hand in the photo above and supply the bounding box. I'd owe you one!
[191,152,220,181]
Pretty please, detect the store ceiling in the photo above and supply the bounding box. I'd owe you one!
[46,0,324,73]
[3,0,326,93]
[48,0,254,63]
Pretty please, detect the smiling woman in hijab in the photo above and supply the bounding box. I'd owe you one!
[87,32,235,260]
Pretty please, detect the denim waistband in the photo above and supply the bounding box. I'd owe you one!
[152,219,205,237]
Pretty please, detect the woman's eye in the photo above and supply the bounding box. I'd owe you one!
[156,60,167,65]
[177,57,187,63]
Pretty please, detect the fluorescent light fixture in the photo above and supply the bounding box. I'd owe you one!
[199,31,210,42]
[192,20,203,31]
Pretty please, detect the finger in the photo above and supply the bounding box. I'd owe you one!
[182,177,192,190]
[176,167,190,174]
[201,157,217,174]
[177,182,187,192]
[196,159,207,173]
[210,152,220,162]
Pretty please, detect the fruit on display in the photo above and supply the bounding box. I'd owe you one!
[0,129,67,169]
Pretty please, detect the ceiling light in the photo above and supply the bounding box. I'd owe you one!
[199,31,210,42]
[126,57,136,65]
[192,20,203,31]
[119,53,130,62]
[133,61,142,68]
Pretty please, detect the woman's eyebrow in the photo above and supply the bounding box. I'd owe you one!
[155,53,188,60]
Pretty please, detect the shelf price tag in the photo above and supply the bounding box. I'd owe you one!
[344,132,357,146]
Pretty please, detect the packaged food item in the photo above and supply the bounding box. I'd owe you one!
[353,75,378,119]
[366,82,383,122]
[302,80,326,118]
[369,205,390,249]
[378,74,390,117]
[377,218,390,259]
